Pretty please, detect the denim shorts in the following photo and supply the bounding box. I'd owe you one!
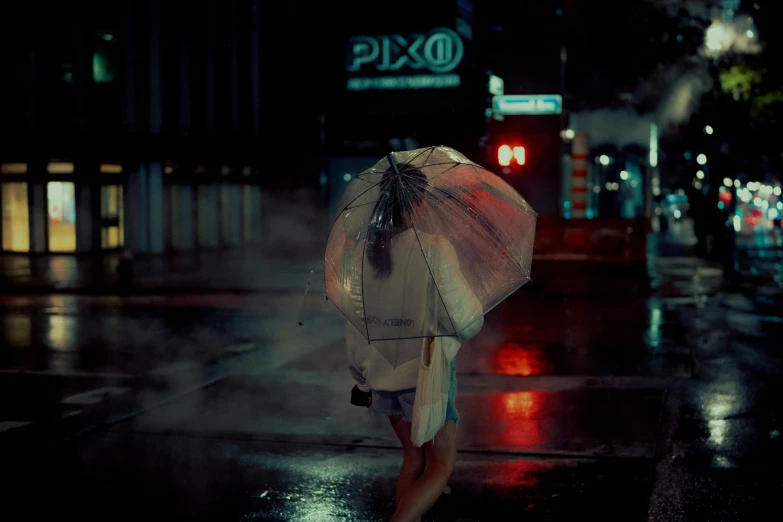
[369,358,459,423]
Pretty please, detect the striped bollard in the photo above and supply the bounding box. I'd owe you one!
[571,132,589,218]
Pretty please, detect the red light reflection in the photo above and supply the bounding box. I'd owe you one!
[492,343,551,376]
[492,391,544,448]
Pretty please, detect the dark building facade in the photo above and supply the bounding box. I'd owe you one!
[0,0,566,256]
[0,0,299,255]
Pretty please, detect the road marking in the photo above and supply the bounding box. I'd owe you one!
[61,387,130,405]
[0,421,33,433]
[0,369,135,379]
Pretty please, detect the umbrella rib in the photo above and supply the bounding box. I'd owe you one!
[402,146,436,169]
[325,179,383,242]
[404,205,459,339]
[345,200,378,210]
[360,225,371,344]
[423,181,527,273]
[471,165,537,214]
[323,178,384,303]
[422,163,460,183]
[422,146,436,165]
[415,162,461,168]
[371,334,459,341]
[398,162,460,179]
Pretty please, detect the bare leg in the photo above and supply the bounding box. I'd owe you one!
[390,420,457,522]
[388,416,425,521]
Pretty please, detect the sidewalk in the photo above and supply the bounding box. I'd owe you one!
[2,246,654,297]
[0,250,322,294]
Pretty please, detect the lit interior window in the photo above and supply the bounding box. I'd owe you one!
[2,182,30,251]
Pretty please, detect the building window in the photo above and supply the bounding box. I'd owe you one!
[2,183,30,252]
[100,163,123,174]
[47,182,76,252]
[1,163,28,175]
[47,162,75,174]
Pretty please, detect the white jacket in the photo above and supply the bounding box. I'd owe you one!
[346,230,483,392]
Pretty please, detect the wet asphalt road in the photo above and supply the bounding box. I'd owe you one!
[1,255,782,521]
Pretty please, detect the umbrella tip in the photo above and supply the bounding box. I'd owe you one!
[387,154,399,174]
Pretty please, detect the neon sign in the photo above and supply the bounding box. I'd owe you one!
[346,28,463,91]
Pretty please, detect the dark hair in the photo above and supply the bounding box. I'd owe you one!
[367,165,427,279]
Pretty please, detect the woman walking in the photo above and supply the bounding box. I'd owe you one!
[325,146,536,522]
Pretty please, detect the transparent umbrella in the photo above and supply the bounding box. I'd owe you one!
[325,145,537,367]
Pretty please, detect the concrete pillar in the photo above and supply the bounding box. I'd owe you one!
[148,162,164,253]
[571,132,589,218]
[222,184,241,247]
[205,1,218,132]
[242,185,262,243]
[163,184,171,250]
[178,0,191,136]
[23,51,38,132]
[249,0,261,138]
[148,0,163,134]
[230,0,241,135]
[198,185,219,248]
[29,183,47,253]
[72,0,88,133]
[126,164,149,253]
[171,185,194,250]
[76,184,93,252]
[124,0,138,133]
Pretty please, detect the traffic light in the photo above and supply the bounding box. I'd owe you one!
[497,144,526,167]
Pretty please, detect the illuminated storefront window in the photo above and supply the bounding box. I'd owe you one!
[2,183,30,252]
[47,182,76,252]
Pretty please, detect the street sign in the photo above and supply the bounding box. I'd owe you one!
[492,94,562,115]
[488,74,504,96]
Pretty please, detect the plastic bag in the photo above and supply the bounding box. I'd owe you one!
[411,336,450,447]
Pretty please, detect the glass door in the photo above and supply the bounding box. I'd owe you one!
[47,182,76,252]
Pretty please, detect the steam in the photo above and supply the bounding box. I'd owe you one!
[570,64,713,149]
[571,10,761,148]
[260,186,330,259]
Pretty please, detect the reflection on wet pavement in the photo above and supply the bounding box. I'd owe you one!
[2,251,782,520]
[6,432,656,522]
[493,391,543,447]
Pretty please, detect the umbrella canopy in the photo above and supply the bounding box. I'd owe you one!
[325,145,537,367]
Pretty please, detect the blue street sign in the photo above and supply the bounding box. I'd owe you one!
[493,94,562,115]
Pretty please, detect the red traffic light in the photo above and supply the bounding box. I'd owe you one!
[497,144,526,167]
